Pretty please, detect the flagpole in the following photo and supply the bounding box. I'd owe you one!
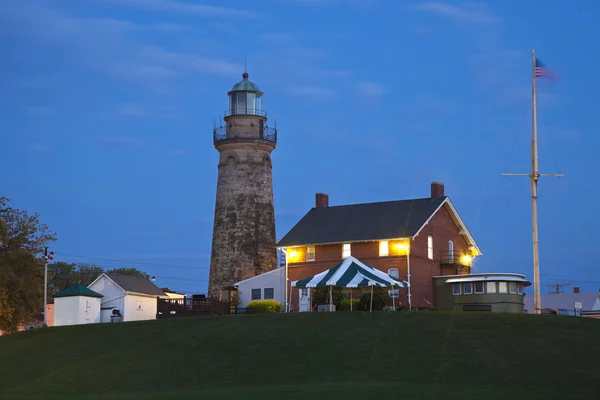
[531,49,541,315]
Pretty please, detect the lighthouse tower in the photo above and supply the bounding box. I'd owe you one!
[208,72,278,298]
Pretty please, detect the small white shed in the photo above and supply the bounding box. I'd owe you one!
[88,273,166,322]
[53,285,103,326]
[235,267,285,308]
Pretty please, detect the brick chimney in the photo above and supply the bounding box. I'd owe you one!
[316,193,329,208]
[431,182,445,198]
[573,286,580,294]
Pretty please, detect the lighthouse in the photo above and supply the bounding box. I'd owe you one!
[208,72,278,298]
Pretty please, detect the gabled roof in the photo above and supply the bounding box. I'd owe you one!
[54,284,103,299]
[277,197,446,247]
[276,195,480,252]
[104,274,165,297]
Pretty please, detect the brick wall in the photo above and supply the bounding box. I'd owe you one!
[285,203,474,310]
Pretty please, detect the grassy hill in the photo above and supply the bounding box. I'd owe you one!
[0,312,598,399]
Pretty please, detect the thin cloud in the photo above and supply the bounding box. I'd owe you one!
[104,136,146,148]
[411,2,501,24]
[356,81,387,97]
[99,0,260,18]
[288,85,334,97]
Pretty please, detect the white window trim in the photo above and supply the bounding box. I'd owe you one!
[427,236,434,260]
[474,282,484,294]
[453,283,461,295]
[342,243,351,258]
[306,246,315,262]
[498,282,508,294]
[517,284,523,295]
[263,287,275,300]
[509,282,517,294]
[487,282,497,294]
[463,282,473,295]
[379,241,389,257]
[251,288,262,301]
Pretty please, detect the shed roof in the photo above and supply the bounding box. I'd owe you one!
[54,285,103,299]
[106,274,165,296]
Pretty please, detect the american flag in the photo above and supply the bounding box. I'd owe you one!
[535,57,556,79]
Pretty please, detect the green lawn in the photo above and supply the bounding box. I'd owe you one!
[0,312,598,399]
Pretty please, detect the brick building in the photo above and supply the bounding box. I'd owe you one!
[276,182,481,311]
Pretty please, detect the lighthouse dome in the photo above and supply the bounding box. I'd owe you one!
[230,72,262,93]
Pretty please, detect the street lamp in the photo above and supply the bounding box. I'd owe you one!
[43,247,54,327]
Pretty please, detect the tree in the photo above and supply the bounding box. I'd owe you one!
[106,267,149,279]
[47,262,104,299]
[0,196,56,333]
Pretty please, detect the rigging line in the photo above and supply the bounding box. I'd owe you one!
[504,199,523,266]
[504,93,532,174]
[537,176,562,197]
[54,252,209,270]
[540,116,563,173]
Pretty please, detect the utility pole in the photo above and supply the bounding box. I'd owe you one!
[546,283,569,294]
[501,49,563,315]
[43,247,54,327]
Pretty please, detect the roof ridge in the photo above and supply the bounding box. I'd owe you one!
[312,196,445,210]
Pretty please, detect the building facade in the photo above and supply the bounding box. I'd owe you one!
[208,72,278,298]
[277,182,482,311]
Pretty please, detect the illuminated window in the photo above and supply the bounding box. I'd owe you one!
[475,282,484,294]
[487,282,496,293]
[379,241,389,257]
[453,283,461,295]
[464,283,473,294]
[306,246,315,262]
[499,282,508,293]
[509,282,517,294]
[427,236,434,260]
[342,243,351,258]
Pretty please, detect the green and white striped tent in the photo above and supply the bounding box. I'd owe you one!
[291,256,409,289]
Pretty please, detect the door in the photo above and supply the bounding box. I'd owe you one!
[299,288,311,312]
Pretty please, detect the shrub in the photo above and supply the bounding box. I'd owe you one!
[340,299,361,311]
[359,288,390,311]
[246,299,282,313]
[311,287,346,308]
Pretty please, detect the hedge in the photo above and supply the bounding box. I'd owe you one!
[246,299,282,313]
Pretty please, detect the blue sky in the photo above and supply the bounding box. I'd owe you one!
[2,0,598,295]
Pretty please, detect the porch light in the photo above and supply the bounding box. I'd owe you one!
[461,254,473,266]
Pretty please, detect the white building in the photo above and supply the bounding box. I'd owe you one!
[53,285,103,326]
[234,267,285,309]
[88,273,166,322]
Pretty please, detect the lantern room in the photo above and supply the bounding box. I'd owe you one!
[227,72,264,116]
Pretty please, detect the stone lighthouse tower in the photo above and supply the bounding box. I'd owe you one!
[208,72,278,298]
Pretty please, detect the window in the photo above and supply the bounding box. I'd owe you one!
[264,288,274,300]
[517,284,523,295]
[487,282,497,293]
[251,288,261,300]
[306,246,315,262]
[379,241,389,257]
[464,282,473,294]
[388,268,399,298]
[453,283,461,295]
[448,240,454,262]
[509,282,517,294]
[499,282,508,293]
[342,243,351,258]
[475,282,484,294]
[427,236,434,260]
